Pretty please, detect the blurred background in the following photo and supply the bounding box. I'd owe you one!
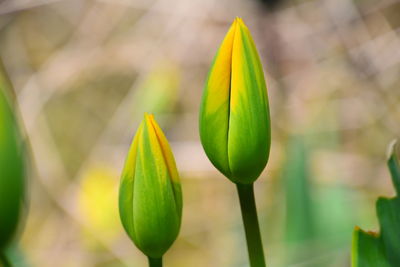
[0,0,400,266]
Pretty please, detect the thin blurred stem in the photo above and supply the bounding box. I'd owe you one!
[148,257,162,267]
[0,250,11,267]
[236,183,266,267]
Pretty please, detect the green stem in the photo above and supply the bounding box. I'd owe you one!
[148,257,162,267]
[0,250,11,267]
[236,183,266,267]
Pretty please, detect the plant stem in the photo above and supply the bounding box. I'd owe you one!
[148,257,162,267]
[0,250,11,267]
[236,183,266,267]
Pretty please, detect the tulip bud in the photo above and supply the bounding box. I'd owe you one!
[119,114,182,259]
[0,72,25,250]
[199,18,271,184]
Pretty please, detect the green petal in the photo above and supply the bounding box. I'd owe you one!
[199,19,237,178]
[147,114,182,220]
[0,67,25,250]
[228,18,270,183]
[119,122,143,241]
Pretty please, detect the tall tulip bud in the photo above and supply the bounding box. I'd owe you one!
[199,17,271,184]
[0,72,25,250]
[119,114,182,259]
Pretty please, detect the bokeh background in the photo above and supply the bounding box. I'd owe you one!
[1,0,400,266]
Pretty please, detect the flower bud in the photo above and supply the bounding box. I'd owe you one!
[199,18,271,184]
[119,114,182,258]
[0,71,25,250]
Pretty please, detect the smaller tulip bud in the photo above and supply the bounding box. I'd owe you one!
[199,18,271,184]
[119,114,182,259]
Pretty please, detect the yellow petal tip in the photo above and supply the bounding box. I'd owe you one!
[143,112,155,121]
[236,17,248,29]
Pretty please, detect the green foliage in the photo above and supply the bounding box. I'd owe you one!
[352,140,400,266]
[283,135,358,266]
[284,136,315,244]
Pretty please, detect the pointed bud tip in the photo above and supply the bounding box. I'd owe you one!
[233,17,247,27]
[143,112,154,120]
[143,113,157,129]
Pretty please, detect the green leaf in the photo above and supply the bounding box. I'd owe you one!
[377,197,400,264]
[352,228,390,267]
[352,140,400,266]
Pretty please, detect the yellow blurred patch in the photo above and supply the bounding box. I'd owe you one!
[78,165,122,246]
